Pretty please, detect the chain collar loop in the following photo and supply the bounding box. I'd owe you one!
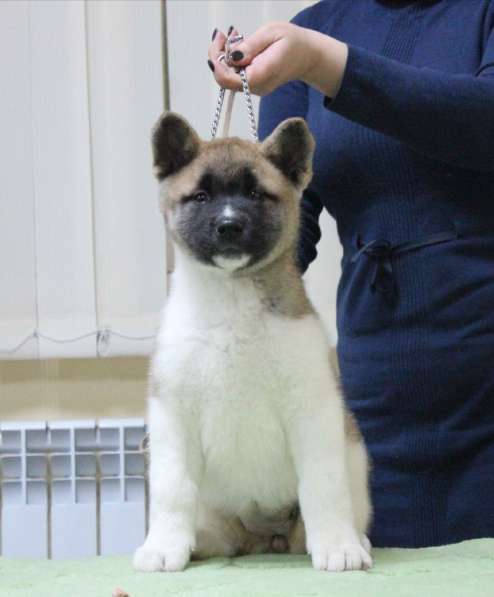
[211,32,258,142]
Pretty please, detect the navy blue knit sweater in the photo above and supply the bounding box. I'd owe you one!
[259,0,494,548]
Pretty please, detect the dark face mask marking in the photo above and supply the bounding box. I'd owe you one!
[175,166,284,268]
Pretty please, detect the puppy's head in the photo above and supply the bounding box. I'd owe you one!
[152,112,314,273]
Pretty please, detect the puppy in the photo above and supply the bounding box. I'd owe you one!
[133,113,372,572]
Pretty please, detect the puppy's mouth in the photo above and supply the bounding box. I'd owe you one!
[212,253,250,271]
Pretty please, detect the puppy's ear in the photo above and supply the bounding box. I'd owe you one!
[261,118,315,189]
[152,112,200,180]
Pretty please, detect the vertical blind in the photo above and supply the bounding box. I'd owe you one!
[0,0,340,360]
[0,0,165,359]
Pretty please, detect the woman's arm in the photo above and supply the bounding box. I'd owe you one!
[312,30,494,173]
[209,10,494,173]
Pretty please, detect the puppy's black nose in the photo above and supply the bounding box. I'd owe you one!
[215,217,245,242]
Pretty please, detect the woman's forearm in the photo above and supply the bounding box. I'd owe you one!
[209,19,494,172]
[301,31,349,100]
[301,30,494,172]
[327,44,494,172]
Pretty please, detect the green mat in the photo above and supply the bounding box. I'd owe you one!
[1,539,493,597]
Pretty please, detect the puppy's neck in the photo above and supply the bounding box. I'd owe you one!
[171,247,314,320]
[252,250,314,319]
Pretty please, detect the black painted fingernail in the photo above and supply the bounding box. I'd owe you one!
[227,25,234,36]
[231,50,243,62]
[207,59,215,72]
[212,28,217,41]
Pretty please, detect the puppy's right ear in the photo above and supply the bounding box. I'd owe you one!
[152,112,200,181]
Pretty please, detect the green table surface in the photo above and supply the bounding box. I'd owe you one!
[1,539,493,597]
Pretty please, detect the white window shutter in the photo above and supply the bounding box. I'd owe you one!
[0,0,165,359]
[30,0,97,358]
[0,1,38,359]
[86,0,166,357]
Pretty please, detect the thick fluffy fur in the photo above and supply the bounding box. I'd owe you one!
[134,113,372,573]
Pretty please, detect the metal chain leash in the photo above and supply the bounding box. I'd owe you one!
[238,68,258,142]
[210,87,226,139]
[210,33,258,142]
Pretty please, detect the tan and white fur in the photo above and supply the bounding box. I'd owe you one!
[133,113,372,573]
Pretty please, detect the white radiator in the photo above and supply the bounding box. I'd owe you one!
[0,419,148,559]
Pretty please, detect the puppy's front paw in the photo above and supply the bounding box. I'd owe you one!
[133,543,191,573]
[310,542,372,572]
[360,533,372,555]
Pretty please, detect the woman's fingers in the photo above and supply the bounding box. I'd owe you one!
[244,51,282,96]
[227,23,281,68]
[207,22,286,92]
[229,27,240,43]
[207,27,242,91]
[208,28,226,66]
[217,22,286,94]
[206,21,319,97]
[212,27,226,54]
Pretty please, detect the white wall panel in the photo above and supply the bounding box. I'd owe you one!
[0,2,38,359]
[86,0,165,356]
[304,212,341,342]
[30,0,97,358]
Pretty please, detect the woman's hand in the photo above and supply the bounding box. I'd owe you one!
[207,22,348,98]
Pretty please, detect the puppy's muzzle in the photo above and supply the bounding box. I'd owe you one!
[214,215,249,248]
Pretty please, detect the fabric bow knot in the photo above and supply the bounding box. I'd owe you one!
[351,239,395,295]
[350,230,458,297]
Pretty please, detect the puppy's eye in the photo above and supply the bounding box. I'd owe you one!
[193,191,209,203]
[250,190,263,201]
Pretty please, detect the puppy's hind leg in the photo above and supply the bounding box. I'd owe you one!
[193,506,238,559]
[193,504,272,560]
[287,512,306,555]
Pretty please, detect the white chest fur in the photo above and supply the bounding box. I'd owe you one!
[151,252,332,515]
[138,251,371,572]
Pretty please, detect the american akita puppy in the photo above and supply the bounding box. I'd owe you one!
[133,113,372,573]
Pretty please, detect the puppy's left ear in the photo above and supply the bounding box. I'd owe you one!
[152,112,201,181]
[261,118,315,189]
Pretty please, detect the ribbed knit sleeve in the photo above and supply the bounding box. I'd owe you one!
[326,20,494,172]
